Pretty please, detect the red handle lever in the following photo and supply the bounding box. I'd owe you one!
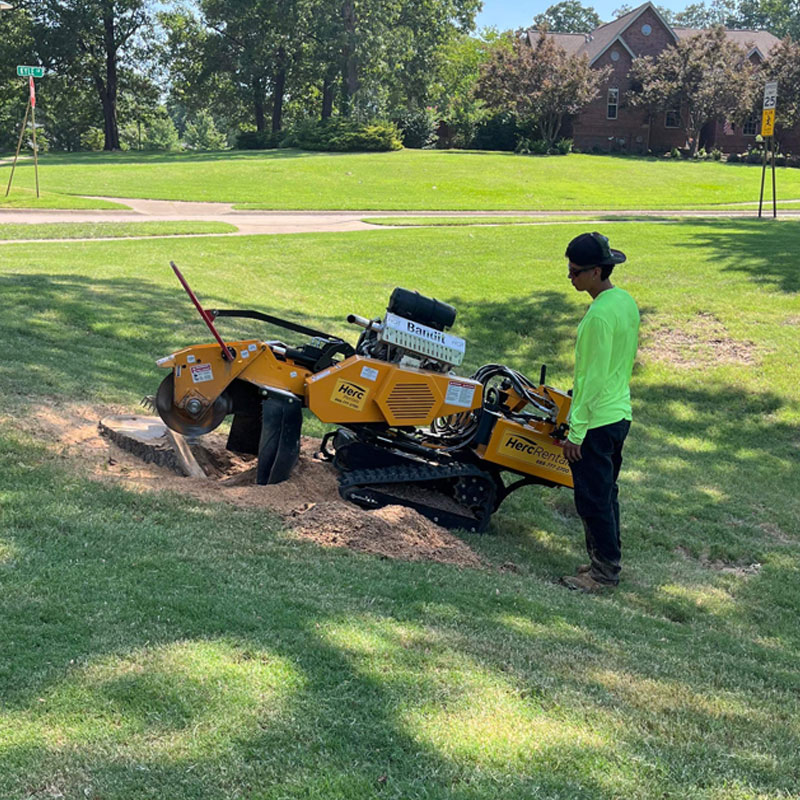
[169,261,235,362]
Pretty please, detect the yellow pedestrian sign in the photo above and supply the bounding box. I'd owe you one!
[762,108,775,137]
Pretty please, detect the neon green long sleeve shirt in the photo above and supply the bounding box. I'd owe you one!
[568,287,640,446]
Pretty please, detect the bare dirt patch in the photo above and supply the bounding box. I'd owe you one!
[675,545,761,576]
[642,311,756,367]
[16,402,483,569]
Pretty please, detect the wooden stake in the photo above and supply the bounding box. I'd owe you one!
[5,99,30,197]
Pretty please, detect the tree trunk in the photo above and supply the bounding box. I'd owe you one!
[271,46,287,133]
[340,0,358,116]
[321,64,337,120]
[253,77,266,132]
[101,10,120,150]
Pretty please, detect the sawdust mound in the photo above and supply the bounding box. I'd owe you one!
[20,403,483,570]
[289,501,482,566]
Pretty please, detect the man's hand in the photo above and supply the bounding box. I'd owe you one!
[562,440,582,463]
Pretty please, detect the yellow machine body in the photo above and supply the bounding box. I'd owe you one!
[306,356,482,425]
[158,340,571,489]
[158,340,311,412]
[480,418,573,488]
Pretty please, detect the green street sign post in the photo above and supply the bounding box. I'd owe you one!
[7,67,45,198]
[17,65,45,78]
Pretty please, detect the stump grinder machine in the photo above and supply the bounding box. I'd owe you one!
[151,262,574,532]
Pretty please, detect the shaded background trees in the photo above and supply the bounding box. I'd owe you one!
[0,0,798,153]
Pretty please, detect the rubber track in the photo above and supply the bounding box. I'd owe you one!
[338,462,495,532]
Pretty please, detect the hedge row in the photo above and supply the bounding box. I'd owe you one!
[236,120,402,152]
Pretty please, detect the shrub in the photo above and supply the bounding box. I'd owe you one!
[119,122,145,151]
[670,147,681,159]
[472,112,521,151]
[145,116,181,151]
[395,107,438,149]
[710,148,722,161]
[80,127,104,151]
[28,130,49,153]
[746,149,763,164]
[235,130,280,150]
[774,154,786,167]
[281,119,401,152]
[553,137,573,155]
[785,154,800,168]
[726,152,741,163]
[184,111,227,150]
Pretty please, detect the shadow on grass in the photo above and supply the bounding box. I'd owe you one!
[0,438,630,798]
[1,434,798,798]
[669,217,800,293]
[0,149,330,169]
[0,272,353,404]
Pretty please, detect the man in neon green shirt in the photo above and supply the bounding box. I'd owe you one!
[560,232,640,592]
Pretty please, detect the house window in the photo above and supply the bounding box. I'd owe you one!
[743,116,758,135]
[607,88,619,120]
[642,23,652,35]
[665,106,680,128]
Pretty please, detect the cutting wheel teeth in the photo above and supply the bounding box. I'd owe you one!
[141,395,157,412]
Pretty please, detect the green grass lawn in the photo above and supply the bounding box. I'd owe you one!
[1,222,798,799]
[0,186,128,209]
[0,221,237,240]
[4,149,800,210]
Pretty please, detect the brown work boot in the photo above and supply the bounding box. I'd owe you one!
[560,573,616,593]
[576,564,591,574]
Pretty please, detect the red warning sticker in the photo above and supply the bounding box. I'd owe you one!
[190,363,213,383]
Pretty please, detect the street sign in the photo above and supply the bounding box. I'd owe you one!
[17,65,45,78]
[763,81,777,110]
[761,108,775,137]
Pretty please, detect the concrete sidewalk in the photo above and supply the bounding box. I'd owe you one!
[0,195,796,241]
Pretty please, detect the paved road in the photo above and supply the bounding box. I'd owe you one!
[0,196,796,241]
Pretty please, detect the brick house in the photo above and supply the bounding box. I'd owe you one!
[527,2,791,154]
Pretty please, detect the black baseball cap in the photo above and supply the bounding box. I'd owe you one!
[565,232,626,268]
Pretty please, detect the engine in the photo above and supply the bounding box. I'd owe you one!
[349,288,465,373]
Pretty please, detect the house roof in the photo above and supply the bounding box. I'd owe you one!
[673,26,781,59]
[527,2,781,65]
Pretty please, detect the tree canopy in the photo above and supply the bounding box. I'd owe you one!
[629,26,759,154]
[532,1,602,33]
[476,31,610,146]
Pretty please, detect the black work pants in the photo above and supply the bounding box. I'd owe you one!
[569,419,631,585]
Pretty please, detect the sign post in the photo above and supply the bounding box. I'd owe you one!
[758,81,778,219]
[6,66,45,199]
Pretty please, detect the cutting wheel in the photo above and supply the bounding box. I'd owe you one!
[155,373,231,437]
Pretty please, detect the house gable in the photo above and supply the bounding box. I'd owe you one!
[589,2,678,65]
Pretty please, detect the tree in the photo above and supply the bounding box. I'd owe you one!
[23,0,155,150]
[612,4,675,22]
[628,26,759,155]
[674,0,741,28]
[737,0,800,40]
[765,36,800,132]
[476,30,610,146]
[533,0,601,33]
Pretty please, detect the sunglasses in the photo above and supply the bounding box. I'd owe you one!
[568,265,598,278]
